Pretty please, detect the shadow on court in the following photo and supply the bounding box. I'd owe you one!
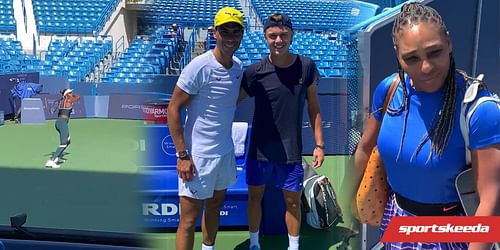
[0,167,143,234]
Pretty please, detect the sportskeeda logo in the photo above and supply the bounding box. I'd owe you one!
[399,224,490,235]
[381,216,500,243]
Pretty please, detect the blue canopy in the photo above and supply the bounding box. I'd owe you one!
[10,82,43,99]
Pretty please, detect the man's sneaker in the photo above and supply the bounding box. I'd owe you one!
[249,245,260,250]
[45,159,60,169]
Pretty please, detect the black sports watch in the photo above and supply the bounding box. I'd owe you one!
[176,150,190,160]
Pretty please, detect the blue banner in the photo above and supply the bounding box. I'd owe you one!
[141,123,252,228]
[142,124,250,167]
[142,125,177,166]
[142,169,249,228]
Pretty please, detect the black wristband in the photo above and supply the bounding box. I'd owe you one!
[176,150,190,160]
[314,144,325,150]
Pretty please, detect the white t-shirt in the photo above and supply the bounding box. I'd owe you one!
[177,50,243,157]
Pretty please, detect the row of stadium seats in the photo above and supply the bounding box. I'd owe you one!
[100,27,181,84]
[137,0,242,27]
[0,0,120,34]
[2,29,355,84]
[0,36,111,82]
[206,30,357,77]
[0,37,40,73]
[251,0,380,31]
[33,0,120,34]
[41,37,113,82]
[137,0,377,32]
[0,0,15,31]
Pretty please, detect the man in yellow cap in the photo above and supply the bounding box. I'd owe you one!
[167,6,244,250]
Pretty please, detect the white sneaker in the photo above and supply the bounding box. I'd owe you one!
[45,159,61,169]
[54,157,65,164]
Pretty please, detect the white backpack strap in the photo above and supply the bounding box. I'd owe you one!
[460,101,470,164]
[460,74,481,165]
[463,74,483,103]
[461,94,500,165]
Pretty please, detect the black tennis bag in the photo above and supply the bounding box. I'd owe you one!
[301,159,343,229]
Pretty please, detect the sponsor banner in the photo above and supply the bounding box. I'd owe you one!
[108,94,150,120]
[142,198,248,228]
[35,93,86,119]
[20,98,46,124]
[381,216,500,243]
[143,125,177,166]
[142,169,248,228]
[142,123,250,167]
[143,99,169,124]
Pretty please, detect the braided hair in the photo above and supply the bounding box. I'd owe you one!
[391,2,457,161]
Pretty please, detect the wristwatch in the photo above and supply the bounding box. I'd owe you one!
[176,150,190,160]
[314,144,326,150]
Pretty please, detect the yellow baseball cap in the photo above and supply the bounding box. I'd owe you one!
[214,7,244,28]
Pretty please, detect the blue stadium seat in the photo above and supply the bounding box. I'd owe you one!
[237,31,357,77]
[31,0,119,34]
[251,0,380,31]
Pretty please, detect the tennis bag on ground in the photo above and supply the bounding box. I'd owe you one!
[302,163,343,229]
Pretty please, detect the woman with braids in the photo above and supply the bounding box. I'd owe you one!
[45,88,80,169]
[352,3,500,250]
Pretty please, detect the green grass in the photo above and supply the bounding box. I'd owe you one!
[0,119,143,233]
[0,119,142,172]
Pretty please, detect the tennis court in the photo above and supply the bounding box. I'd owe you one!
[0,118,143,233]
[0,119,361,249]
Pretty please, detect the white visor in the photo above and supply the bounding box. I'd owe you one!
[63,89,73,96]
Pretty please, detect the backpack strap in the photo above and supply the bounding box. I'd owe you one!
[459,74,500,165]
[382,74,400,116]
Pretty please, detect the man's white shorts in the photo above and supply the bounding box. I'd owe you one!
[178,150,236,200]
